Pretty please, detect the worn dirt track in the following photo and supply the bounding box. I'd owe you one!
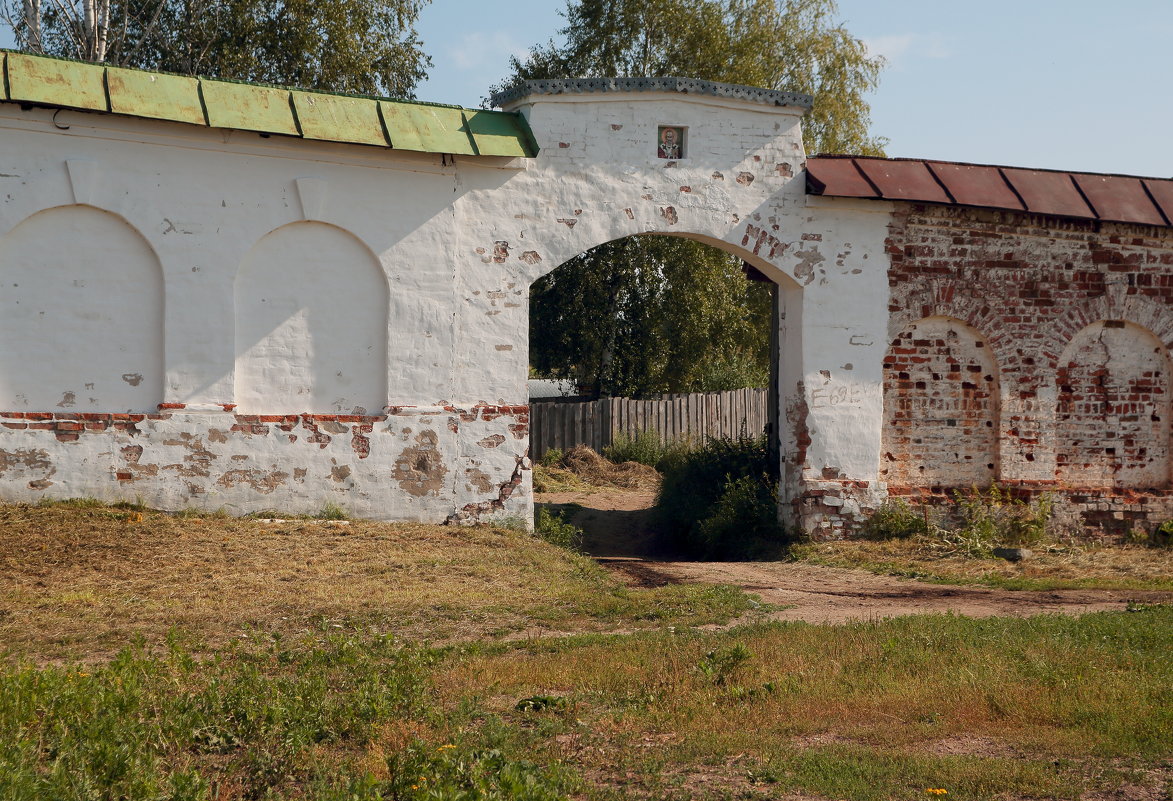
[538,490,1173,624]
[598,557,1170,624]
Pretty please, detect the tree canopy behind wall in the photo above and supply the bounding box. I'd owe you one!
[502,0,886,156]
[2,0,431,98]
[530,236,773,398]
[508,0,885,397]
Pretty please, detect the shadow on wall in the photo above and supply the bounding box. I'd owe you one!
[234,222,390,415]
[0,205,164,413]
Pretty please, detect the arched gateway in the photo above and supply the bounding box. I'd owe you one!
[1,54,1170,536]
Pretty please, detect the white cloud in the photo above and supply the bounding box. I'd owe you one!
[863,33,915,62]
[922,34,951,59]
[446,31,531,72]
[863,32,951,66]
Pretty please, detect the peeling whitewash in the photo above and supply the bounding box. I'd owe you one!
[0,87,894,528]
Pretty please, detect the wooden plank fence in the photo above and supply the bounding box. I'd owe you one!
[529,388,768,460]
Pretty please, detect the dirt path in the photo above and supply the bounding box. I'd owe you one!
[537,490,1173,624]
[600,557,1169,623]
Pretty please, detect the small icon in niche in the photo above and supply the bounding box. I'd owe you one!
[657,126,684,159]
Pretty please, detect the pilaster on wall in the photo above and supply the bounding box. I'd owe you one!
[787,198,894,538]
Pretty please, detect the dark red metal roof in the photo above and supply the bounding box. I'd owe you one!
[1073,174,1167,226]
[805,158,877,198]
[1141,179,1173,225]
[926,162,1024,210]
[1002,168,1093,218]
[856,159,950,203]
[807,155,1173,228]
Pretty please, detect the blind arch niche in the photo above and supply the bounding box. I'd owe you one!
[234,222,389,415]
[0,205,164,412]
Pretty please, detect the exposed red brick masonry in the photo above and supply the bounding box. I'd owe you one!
[801,157,1173,536]
[881,202,1173,534]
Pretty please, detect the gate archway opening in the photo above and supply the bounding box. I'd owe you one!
[526,232,804,550]
[530,232,797,466]
[529,234,779,402]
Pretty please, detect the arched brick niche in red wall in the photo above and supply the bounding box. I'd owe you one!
[882,316,1000,488]
[1056,321,1171,489]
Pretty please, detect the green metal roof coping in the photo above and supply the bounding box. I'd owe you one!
[106,66,205,125]
[381,101,475,155]
[293,90,388,147]
[200,80,300,136]
[8,52,106,111]
[0,50,538,158]
[466,110,537,158]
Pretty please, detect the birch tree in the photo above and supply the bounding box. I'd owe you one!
[2,0,432,98]
[5,0,120,62]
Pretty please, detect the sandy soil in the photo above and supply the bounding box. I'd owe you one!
[536,490,1173,624]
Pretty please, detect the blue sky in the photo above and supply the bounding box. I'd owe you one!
[4,1,1171,176]
[415,0,1173,178]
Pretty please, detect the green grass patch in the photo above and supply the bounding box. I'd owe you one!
[747,746,1079,801]
[437,609,1173,793]
[0,632,440,799]
[3,607,1171,799]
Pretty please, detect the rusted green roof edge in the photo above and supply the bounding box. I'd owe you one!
[0,49,538,158]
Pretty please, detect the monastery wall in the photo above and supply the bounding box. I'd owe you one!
[0,103,533,520]
[0,81,900,528]
[878,203,1173,535]
[2,60,1166,538]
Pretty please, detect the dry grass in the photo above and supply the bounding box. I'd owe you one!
[535,446,661,493]
[532,462,596,493]
[0,502,749,662]
[792,536,1173,592]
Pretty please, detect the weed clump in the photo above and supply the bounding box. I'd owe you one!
[538,447,564,468]
[534,507,583,551]
[865,499,929,540]
[952,484,1050,550]
[696,642,752,685]
[603,430,691,471]
[656,435,793,560]
[861,485,1053,557]
[1135,520,1173,548]
[316,501,349,520]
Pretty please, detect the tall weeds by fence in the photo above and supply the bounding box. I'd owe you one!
[529,388,767,459]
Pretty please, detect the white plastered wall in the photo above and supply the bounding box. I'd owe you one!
[0,90,893,524]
